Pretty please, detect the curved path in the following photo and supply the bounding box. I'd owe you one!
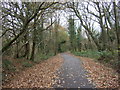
[54,53,95,89]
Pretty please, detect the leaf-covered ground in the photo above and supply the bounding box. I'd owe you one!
[77,56,119,88]
[2,53,119,88]
[2,54,63,88]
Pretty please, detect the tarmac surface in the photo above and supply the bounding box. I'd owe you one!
[53,53,95,89]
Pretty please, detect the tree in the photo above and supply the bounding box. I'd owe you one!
[1,2,57,54]
[67,2,102,51]
[68,15,77,51]
[76,25,82,51]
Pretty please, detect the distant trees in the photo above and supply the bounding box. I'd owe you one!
[68,16,77,51]
[67,2,101,51]
[65,1,120,71]
[1,1,119,63]
[66,1,119,53]
[76,26,82,51]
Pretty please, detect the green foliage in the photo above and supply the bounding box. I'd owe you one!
[98,51,114,63]
[2,60,16,71]
[22,61,33,67]
[34,53,55,63]
[3,59,12,68]
[72,50,100,59]
[58,30,69,44]
[99,51,113,58]
[72,50,117,64]
[40,53,55,60]
[40,54,50,60]
[2,59,16,71]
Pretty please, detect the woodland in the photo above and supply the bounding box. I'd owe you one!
[1,1,120,88]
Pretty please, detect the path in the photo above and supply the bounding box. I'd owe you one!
[54,53,95,89]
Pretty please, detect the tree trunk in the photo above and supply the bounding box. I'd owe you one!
[30,42,35,61]
[15,41,19,58]
[113,2,120,73]
[55,23,58,55]
[30,18,37,61]
[22,34,29,59]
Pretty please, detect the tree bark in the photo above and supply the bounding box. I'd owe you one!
[30,42,35,61]
[30,18,36,61]
[22,34,29,59]
[15,40,19,58]
[113,2,120,73]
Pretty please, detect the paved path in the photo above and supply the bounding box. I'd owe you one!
[54,53,95,89]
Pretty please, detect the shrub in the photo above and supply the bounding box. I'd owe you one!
[72,50,100,59]
[34,53,55,63]
[2,59,12,69]
[98,51,114,63]
[22,61,33,67]
[2,59,16,71]
[72,50,115,62]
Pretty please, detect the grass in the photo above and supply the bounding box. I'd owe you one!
[72,50,118,71]
[72,50,116,59]
[72,50,117,62]
[72,50,101,59]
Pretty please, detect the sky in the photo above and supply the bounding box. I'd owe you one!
[2,1,119,38]
[57,2,101,38]
[56,1,119,38]
[57,0,119,29]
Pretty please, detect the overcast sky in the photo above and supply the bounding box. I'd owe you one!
[56,1,119,38]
